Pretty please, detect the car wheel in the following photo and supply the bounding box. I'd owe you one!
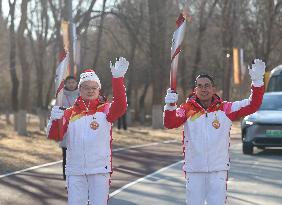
[243,142,253,155]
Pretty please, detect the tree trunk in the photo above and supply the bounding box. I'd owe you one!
[148,0,168,104]
[17,0,30,110]
[16,110,28,136]
[138,82,149,124]
[148,0,169,128]
[221,1,234,100]
[126,37,137,108]
[16,0,30,136]
[8,0,19,114]
[92,0,107,68]
[37,108,48,131]
[45,44,57,108]
[5,112,11,125]
[46,0,64,108]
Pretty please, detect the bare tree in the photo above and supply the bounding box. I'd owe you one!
[109,0,145,122]
[27,0,53,130]
[75,0,97,35]
[242,0,282,69]
[46,0,65,105]
[8,0,19,113]
[220,0,234,100]
[92,0,107,68]
[16,0,30,135]
[190,0,219,87]
[28,0,51,108]
[17,0,30,110]
[148,0,170,128]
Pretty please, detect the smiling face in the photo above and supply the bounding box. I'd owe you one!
[195,77,216,102]
[79,81,100,101]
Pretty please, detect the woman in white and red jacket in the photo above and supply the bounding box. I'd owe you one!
[163,59,265,205]
[47,57,129,205]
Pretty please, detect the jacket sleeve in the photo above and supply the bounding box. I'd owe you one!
[106,77,127,123]
[163,104,188,129]
[47,110,71,141]
[224,85,264,121]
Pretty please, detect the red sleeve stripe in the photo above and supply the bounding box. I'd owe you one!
[226,86,264,121]
[106,78,127,123]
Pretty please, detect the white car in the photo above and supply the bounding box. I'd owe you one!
[241,92,282,154]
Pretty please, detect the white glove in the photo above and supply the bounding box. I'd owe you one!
[50,106,64,120]
[110,57,129,78]
[164,89,178,111]
[165,88,178,104]
[249,59,266,87]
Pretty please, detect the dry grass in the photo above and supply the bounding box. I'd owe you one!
[0,120,61,175]
[112,126,182,147]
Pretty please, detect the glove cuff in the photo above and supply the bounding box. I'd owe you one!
[112,73,124,78]
[164,104,177,111]
[252,79,264,87]
[50,116,62,121]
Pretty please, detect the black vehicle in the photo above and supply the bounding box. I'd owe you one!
[241,92,282,154]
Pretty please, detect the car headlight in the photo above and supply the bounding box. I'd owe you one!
[245,120,255,125]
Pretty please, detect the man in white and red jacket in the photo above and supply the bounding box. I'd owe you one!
[163,59,266,205]
[47,57,129,205]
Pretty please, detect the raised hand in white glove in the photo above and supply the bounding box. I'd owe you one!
[164,88,178,111]
[165,88,178,104]
[50,106,64,120]
[249,59,266,87]
[110,57,129,78]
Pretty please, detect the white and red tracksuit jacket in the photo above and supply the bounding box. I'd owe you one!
[48,78,127,175]
[164,85,264,172]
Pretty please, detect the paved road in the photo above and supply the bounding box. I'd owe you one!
[1,128,281,205]
[109,143,282,205]
[0,141,183,205]
[227,144,282,205]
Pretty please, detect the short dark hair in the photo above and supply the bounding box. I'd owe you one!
[65,75,76,82]
[195,74,215,86]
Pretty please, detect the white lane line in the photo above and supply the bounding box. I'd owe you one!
[0,140,179,179]
[0,161,62,179]
[109,160,184,198]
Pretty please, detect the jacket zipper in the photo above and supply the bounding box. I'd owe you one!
[83,117,87,172]
[204,110,209,172]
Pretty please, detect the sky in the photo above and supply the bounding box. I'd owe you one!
[1,0,112,19]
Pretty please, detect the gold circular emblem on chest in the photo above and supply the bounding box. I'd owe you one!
[212,119,220,129]
[90,121,99,130]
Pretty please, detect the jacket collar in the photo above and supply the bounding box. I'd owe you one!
[187,94,222,110]
[63,88,79,97]
[73,96,101,112]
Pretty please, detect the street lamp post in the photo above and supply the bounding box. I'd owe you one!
[223,50,231,100]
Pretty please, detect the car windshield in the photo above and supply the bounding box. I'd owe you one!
[267,75,282,92]
[259,94,282,110]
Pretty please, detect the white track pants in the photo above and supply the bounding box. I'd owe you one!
[67,173,110,205]
[186,171,227,205]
